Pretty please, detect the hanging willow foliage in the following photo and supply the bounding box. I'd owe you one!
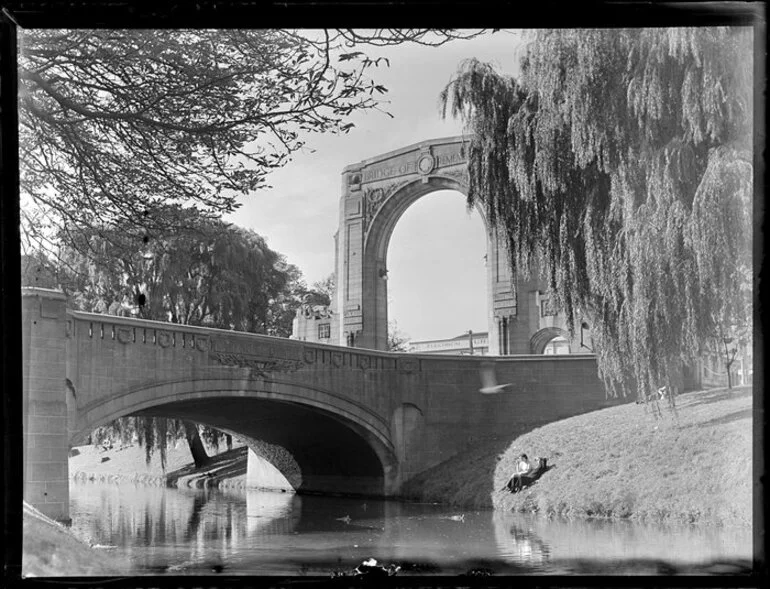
[442,28,753,401]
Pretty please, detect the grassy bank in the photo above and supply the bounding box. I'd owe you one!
[22,502,131,576]
[404,386,752,527]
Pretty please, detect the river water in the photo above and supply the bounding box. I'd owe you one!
[69,481,753,576]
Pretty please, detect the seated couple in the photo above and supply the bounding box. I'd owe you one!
[504,453,546,493]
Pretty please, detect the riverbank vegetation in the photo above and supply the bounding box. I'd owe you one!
[404,386,752,527]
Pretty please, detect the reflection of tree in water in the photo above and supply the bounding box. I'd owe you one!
[186,492,209,541]
[492,512,551,567]
[508,524,550,565]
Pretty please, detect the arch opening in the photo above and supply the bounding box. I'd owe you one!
[386,189,488,349]
[543,336,571,355]
[361,175,494,351]
[73,388,396,498]
[530,327,573,355]
[138,397,385,497]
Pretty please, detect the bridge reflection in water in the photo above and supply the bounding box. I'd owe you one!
[67,482,753,575]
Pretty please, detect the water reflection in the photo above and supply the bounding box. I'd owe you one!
[492,511,752,572]
[69,482,753,575]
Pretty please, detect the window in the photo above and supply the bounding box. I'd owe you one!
[318,323,331,339]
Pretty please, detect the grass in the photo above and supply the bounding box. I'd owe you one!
[403,386,753,527]
[23,502,132,576]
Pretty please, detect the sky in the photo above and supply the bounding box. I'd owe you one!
[228,31,524,343]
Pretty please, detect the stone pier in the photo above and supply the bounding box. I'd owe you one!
[22,288,70,523]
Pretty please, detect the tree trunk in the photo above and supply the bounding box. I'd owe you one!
[183,421,210,468]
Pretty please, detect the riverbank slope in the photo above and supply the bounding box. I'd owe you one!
[22,502,131,576]
[403,386,752,526]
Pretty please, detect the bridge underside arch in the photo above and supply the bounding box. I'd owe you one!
[73,381,398,497]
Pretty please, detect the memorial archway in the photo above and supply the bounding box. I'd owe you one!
[335,136,522,353]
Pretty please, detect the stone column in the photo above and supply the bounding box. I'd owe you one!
[22,288,70,523]
[338,166,366,348]
[489,228,517,355]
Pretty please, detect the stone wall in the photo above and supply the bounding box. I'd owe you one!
[22,288,70,523]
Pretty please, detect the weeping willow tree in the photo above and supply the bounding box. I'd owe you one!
[442,28,754,403]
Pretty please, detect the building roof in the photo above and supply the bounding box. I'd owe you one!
[410,331,489,345]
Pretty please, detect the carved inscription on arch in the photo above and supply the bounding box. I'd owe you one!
[212,337,302,361]
[359,143,467,184]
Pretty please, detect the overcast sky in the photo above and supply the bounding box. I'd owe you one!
[228,31,524,343]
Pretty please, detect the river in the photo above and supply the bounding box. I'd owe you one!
[69,481,753,576]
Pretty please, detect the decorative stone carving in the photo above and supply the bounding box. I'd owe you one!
[399,358,420,373]
[331,352,344,367]
[303,349,316,364]
[362,180,406,231]
[116,326,133,344]
[211,352,302,376]
[441,167,470,186]
[195,336,210,352]
[212,338,302,361]
[157,330,173,348]
[343,303,362,319]
[300,303,332,319]
[358,355,371,370]
[417,153,435,175]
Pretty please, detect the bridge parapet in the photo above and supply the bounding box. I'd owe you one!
[67,309,426,373]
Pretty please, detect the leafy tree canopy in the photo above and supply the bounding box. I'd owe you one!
[388,320,410,352]
[24,209,312,467]
[442,27,754,400]
[54,206,299,335]
[18,28,485,255]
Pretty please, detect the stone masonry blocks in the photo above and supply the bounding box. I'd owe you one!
[22,288,70,523]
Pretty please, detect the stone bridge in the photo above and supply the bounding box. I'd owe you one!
[23,288,624,522]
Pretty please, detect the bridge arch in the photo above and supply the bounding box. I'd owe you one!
[71,378,399,496]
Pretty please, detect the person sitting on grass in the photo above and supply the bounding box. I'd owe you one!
[505,454,531,493]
